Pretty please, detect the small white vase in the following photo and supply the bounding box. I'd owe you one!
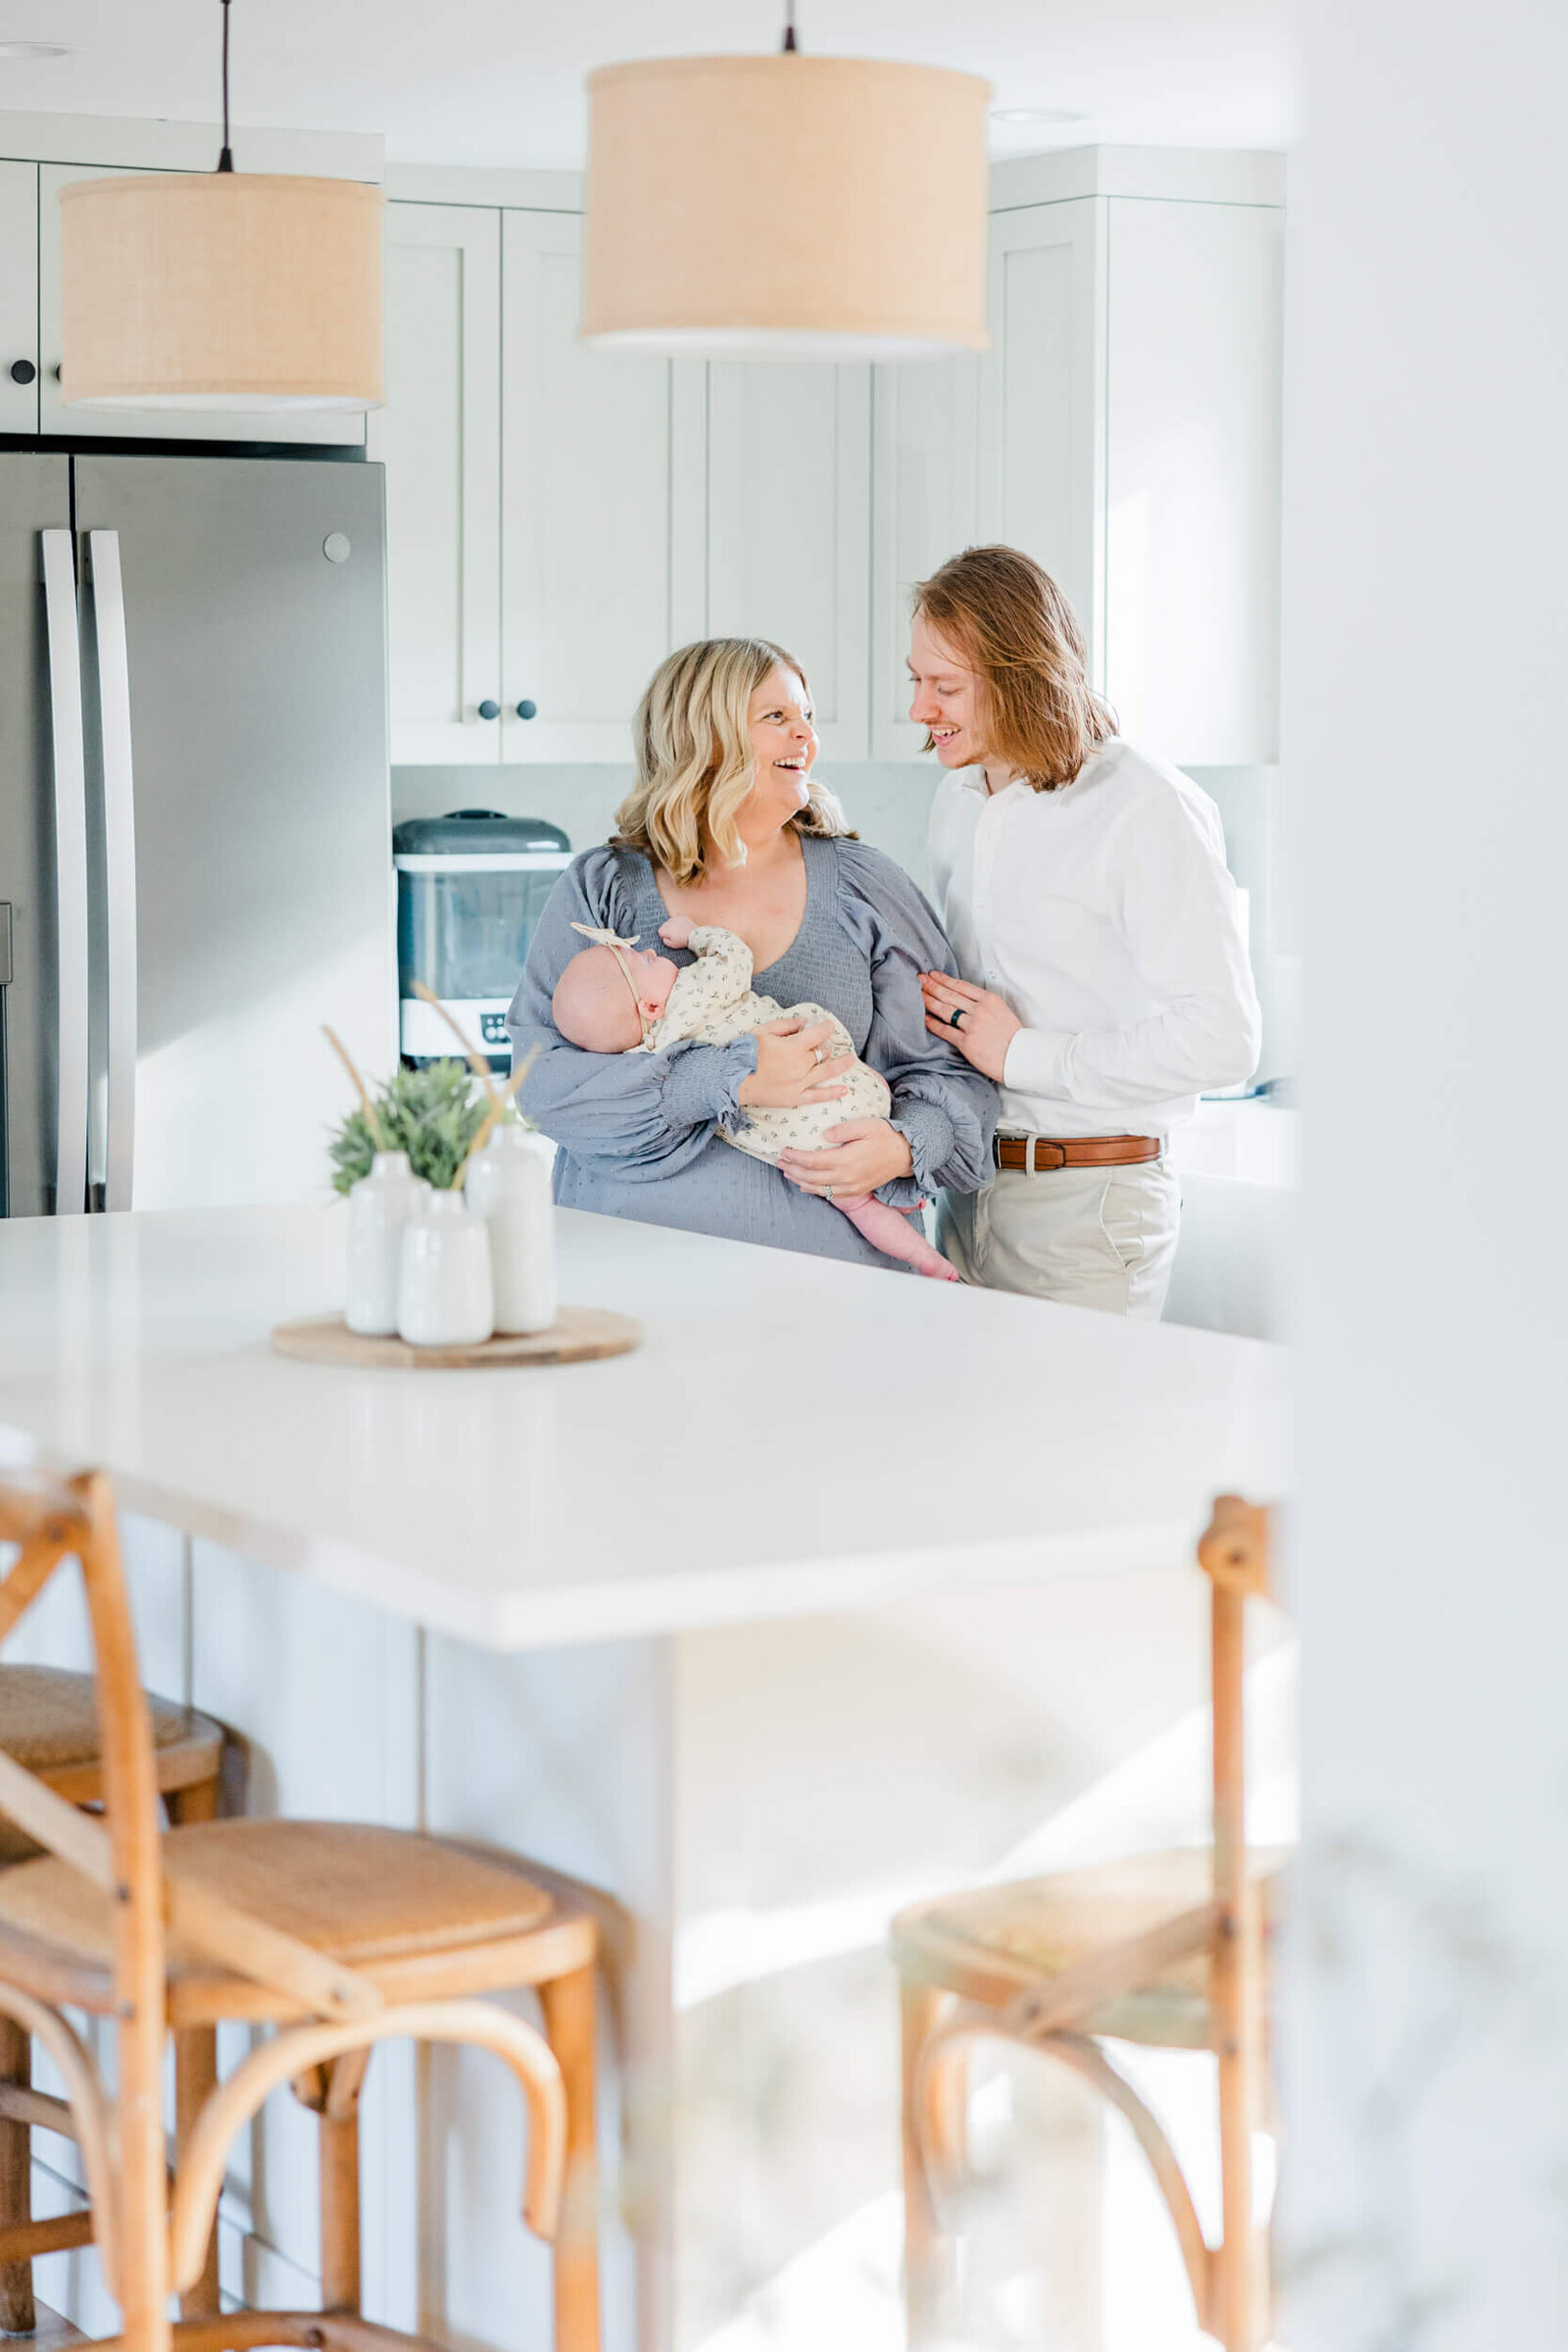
[397,1190,494,1348]
[346,1152,429,1337]
[465,1124,557,1335]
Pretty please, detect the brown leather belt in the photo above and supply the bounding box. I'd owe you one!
[994,1133,1162,1173]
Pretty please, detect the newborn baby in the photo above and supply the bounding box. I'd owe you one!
[552,915,960,1281]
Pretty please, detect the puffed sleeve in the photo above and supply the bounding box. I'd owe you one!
[506,850,759,1181]
[831,841,998,1204]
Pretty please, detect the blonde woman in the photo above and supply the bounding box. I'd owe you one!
[507,638,995,1265]
[909,546,1261,1316]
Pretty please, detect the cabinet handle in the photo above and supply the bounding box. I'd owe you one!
[477,700,501,721]
[514,699,538,721]
[9,360,36,386]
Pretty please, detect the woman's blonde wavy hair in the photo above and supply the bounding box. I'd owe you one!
[612,638,854,885]
[912,545,1117,791]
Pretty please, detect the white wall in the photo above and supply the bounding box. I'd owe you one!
[1283,1,1568,2343]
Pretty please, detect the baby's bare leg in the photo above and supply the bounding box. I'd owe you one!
[833,1193,961,1281]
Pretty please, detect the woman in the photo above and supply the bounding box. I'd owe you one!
[507,638,995,1267]
[909,546,1260,1317]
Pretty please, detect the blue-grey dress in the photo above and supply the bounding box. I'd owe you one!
[505,836,999,1270]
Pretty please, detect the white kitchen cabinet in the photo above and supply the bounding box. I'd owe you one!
[704,361,872,762]
[870,355,981,757]
[499,209,690,762]
[979,190,1282,766]
[374,202,503,764]
[981,196,1106,670]
[0,161,39,434]
[38,163,365,446]
[1102,197,1283,764]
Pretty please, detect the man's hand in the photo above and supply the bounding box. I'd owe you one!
[919,973,1021,1085]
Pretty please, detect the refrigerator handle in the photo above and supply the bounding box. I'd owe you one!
[41,528,88,1215]
[87,530,137,1213]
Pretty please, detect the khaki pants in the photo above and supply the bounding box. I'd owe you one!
[938,1159,1182,1319]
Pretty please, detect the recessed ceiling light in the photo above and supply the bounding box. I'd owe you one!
[991,105,1089,126]
[0,40,73,58]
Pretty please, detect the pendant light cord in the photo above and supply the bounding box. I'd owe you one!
[218,0,233,172]
[781,1,798,53]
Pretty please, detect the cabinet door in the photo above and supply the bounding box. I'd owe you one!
[981,197,1104,677]
[500,209,678,762]
[0,162,39,433]
[870,356,980,758]
[375,203,503,764]
[38,163,366,446]
[1103,198,1283,764]
[705,362,872,762]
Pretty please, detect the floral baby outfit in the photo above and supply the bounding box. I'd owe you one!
[635,924,891,1158]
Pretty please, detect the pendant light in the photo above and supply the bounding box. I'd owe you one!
[581,4,989,363]
[59,0,382,413]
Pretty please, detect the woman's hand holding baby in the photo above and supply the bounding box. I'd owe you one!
[738,1018,851,1109]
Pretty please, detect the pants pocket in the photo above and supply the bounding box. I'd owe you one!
[1099,1176,1150,1272]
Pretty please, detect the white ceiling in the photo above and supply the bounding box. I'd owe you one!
[0,0,1295,172]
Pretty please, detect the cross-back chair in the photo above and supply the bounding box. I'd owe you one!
[891,1495,1282,2352]
[0,1469,600,2352]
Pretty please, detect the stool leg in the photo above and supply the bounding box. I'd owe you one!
[539,1965,600,2352]
[900,1979,962,2350]
[318,2050,370,2316]
[169,1777,222,2320]
[318,2109,362,2315]
[0,2014,35,2334]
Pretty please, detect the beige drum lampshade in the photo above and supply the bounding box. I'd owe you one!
[58,172,383,411]
[582,55,990,361]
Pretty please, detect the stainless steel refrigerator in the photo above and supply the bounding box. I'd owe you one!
[0,451,393,1217]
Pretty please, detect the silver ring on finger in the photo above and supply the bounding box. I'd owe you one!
[812,1045,825,1064]
[825,1184,834,1203]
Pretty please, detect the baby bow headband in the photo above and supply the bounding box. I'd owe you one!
[569,919,650,1028]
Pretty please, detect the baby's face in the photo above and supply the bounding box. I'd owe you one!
[624,944,679,1016]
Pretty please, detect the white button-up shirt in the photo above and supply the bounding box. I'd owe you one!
[928,740,1261,1140]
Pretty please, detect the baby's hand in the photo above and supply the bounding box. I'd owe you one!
[659,914,696,949]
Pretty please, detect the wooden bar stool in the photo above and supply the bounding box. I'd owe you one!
[1,1662,227,2332]
[891,1497,1285,2352]
[0,1471,602,2352]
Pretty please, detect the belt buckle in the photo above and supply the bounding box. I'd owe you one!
[1029,1138,1066,1173]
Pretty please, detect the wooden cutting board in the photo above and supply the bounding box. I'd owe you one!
[270,1306,641,1370]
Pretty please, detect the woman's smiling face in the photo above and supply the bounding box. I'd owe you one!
[907,613,990,770]
[744,665,818,829]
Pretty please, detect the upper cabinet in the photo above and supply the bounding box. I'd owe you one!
[37,163,365,446]
[1101,198,1283,765]
[499,210,691,762]
[705,363,871,763]
[372,202,502,763]
[869,357,980,760]
[0,161,39,434]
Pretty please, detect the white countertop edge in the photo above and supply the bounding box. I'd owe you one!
[0,1415,1232,1649]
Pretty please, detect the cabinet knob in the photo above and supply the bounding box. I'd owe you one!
[477,700,501,721]
[9,360,36,386]
[514,699,538,721]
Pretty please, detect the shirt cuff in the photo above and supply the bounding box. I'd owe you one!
[884,1101,956,1205]
[662,1036,759,1135]
[1003,1025,1074,1099]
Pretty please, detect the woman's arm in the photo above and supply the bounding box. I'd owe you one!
[791,847,998,1205]
[507,857,760,1183]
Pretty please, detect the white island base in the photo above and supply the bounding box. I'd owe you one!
[0,1205,1289,2351]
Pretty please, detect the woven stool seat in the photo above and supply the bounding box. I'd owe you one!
[0,1663,224,1864]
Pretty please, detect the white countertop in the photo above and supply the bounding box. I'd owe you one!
[0,1204,1288,1649]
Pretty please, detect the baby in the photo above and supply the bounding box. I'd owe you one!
[552,916,960,1281]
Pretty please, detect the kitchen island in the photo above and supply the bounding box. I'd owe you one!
[0,1204,1289,2351]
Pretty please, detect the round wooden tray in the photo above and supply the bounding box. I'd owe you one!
[270,1306,641,1371]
